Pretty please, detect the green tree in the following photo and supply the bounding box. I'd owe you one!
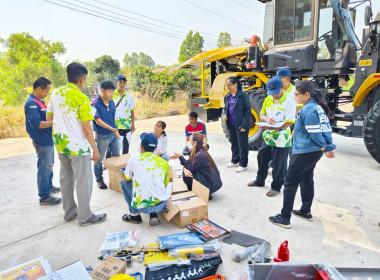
[123,52,139,69]
[87,55,120,84]
[0,32,66,105]
[128,65,153,91]
[123,52,155,69]
[217,32,232,48]
[178,31,204,63]
[138,52,155,68]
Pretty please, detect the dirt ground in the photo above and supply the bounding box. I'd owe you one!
[1,114,380,277]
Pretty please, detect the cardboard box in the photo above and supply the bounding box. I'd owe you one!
[102,154,130,193]
[163,179,209,228]
[90,256,126,280]
[172,171,189,194]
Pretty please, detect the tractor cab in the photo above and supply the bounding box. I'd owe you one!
[259,0,360,77]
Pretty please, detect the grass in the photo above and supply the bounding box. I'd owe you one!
[0,105,28,139]
[0,91,190,139]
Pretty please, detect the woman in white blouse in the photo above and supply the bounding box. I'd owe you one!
[153,121,169,161]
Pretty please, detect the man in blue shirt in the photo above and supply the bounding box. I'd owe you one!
[24,77,62,206]
[92,81,121,189]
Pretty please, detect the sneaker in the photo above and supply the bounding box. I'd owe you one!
[149,213,160,226]
[268,214,291,229]
[292,210,313,221]
[235,166,247,172]
[122,214,142,224]
[79,213,107,226]
[40,196,62,206]
[97,180,108,190]
[64,213,77,222]
[50,186,61,194]
[226,163,239,168]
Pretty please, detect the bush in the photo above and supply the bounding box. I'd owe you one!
[0,106,28,139]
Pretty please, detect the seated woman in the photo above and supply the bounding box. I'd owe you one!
[153,121,169,161]
[170,133,222,200]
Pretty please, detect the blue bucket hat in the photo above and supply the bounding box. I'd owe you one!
[116,74,127,82]
[140,133,158,152]
[266,77,283,95]
[276,68,291,78]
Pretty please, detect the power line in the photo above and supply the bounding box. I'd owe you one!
[42,0,186,40]
[183,0,261,32]
[72,0,219,43]
[230,0,264,15]
[91,0,222,41]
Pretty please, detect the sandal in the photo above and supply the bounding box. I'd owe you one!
[122,214,142,224]
[266,189,280,197]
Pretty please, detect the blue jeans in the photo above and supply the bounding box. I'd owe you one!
[94,133,120,182]
[161,153,170,161]
[33,142,54,201]
[120,180,167,215]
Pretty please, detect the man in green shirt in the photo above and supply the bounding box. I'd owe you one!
[247,77,296,197]
[47,62,106,226]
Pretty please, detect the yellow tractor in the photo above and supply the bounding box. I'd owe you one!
[178,0,380,164]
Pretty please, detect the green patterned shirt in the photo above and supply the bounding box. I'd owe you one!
[113,90,135,130]
[47,83,93,155]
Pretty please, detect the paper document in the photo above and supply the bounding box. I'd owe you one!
[256,122,285,128]
[38,261,91,280]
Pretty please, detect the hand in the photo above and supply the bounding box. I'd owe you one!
[131,124,136,133]
[325,151,335,158]
[113,128,121,140]
[91,147,100,163]
[267,118,275,125]
[239,127,246,132]
[183,168,193,178]
[169,153,182,160]
[223,115,228,121]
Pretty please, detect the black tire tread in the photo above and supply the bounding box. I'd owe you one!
[363,100,380,164]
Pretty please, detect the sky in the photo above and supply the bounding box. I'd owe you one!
[1,0,379,66]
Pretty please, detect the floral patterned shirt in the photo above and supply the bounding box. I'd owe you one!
[47,83,93,155]
[113,90,135,130]
[124,152,170,209]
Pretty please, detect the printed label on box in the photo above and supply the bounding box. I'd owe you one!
[182,211,189,217]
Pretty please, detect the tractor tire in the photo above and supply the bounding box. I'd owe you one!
[363,99,380,164]
[248,93,265,150]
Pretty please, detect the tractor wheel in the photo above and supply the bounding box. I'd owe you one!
[363,100,380,164]
[248,93,265,150]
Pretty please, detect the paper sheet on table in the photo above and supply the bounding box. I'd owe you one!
[256,121,285,128]
[38,261,91,280]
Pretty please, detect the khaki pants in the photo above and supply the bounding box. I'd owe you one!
[58,153,93,223]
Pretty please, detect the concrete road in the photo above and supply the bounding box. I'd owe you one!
[0,118,380,277]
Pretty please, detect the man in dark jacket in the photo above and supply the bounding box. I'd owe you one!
[223,77,251,172]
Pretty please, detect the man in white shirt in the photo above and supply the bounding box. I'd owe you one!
[121,133,170,226]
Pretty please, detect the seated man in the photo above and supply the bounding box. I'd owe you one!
[182,111,208,156]
[121,133,170,226]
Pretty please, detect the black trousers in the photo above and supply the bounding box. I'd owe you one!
[119,129,131,154]
[281,151,323,222]
[256,141,290,191]
[228,125,249,168]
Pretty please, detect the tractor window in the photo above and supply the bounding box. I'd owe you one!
[263,2,274,44]
[317,0,349,60]
[275,0,313,45]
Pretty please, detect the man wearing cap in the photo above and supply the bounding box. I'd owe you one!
[92,81,121,189]
[276,68,294,99]
[247,76,296,197]
[120,133,170,226]
[113,75,135,154]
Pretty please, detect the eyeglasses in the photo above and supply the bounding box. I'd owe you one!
[294,93,302,97]
[225,84,234,88]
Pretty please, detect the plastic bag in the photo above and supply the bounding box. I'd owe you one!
[99,230,140,257]
[158,232,205,249]
[168,240,221,258]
